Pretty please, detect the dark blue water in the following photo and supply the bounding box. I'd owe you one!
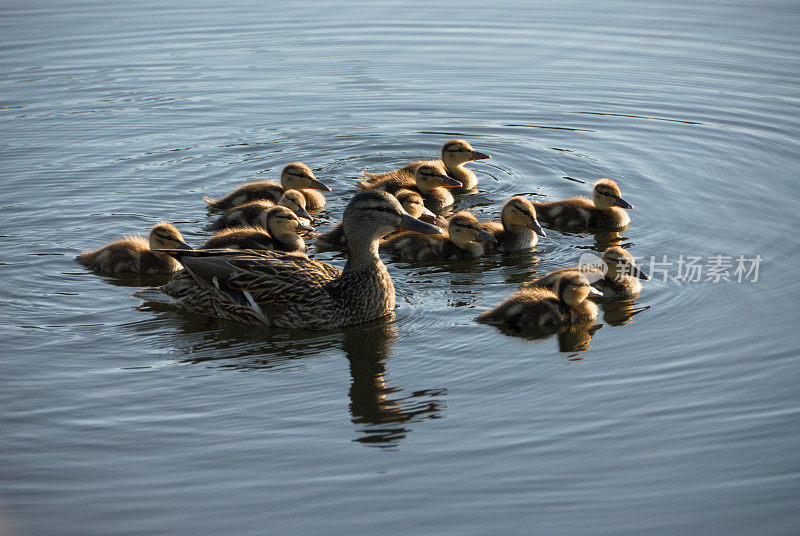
[2,1,799,534]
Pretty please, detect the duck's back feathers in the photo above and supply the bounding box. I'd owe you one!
[534,197,629,229]
[200,227,276,251]
[476,288,565,328]
[76,236,181,274]
[203,181,283,210]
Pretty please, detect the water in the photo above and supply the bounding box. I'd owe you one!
[2,1,799,534]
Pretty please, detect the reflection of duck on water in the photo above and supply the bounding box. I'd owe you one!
[343,321,446,448]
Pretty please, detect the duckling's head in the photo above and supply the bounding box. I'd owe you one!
[149,223,191,251]
[266,206,314,237]
[447,211,497,248]
[280,162,332,193]
[414,164,462,191]
[395,189,435,219]
[501,196,546,236]
[441,139,491,167]
[342,190,442,245]
[278,189,312,220]
[556,272,593,308]
[602,246,649,281]
[593,178,633,210]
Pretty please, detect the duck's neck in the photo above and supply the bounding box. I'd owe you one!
[443,160,477,190]
[335,236,395,320]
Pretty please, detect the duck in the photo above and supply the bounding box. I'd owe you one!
[476,272,599,328]
[203,162,332,211]
[154,190,443,329]
[521,246,650,298]
[381,210,496,261]
[359,163,461,214]
[205,190,312,232]
[533,178,633,230]
[316,188,435,249]
[76,222,191,274]
[198,227,275,251]
[202,207,313,253]
[480,196,546,252]
[363,139,490,193]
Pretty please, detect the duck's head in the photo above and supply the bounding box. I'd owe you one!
[395,189,435,219]
[265,206,314,237]
[278,189,312,220]
[342,190,442,243]
[602,246,649,281]
[447,211,497,248]
[593,178,633,210]
[556,272,593,308]
[280,162,332,192]
[414,164,462,191]
[501,196,546,236]
[441,139,491,167]
[149,222,191,251]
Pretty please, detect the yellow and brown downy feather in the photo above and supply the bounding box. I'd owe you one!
[381,210,495,261]
[359,163,462,214]
[480,196,546,252]
[533,178,634,230]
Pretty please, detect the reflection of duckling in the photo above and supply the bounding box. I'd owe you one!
[533,178,633,230]
[476,273,598,328]
[202,207,313,252]
[521,246,649,298]
[359,163,461,214]
[363,139,490,193]
[156,190,442,329]
[381,211,495,261]
[480,196,546,252]
[203,162,332,211]
[316,189,435,249]
[205,190,312,232]
[76,222,191,274]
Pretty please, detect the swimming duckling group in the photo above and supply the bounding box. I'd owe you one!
[77,139,649,332]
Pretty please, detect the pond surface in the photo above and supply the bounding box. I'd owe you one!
[2,1,799,534]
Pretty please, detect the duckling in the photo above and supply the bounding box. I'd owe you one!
[381,210,496,261]
[203,162,332,211]
[154,190,443,329]
[205,190,312,232]
[476,272,599,328]
[521,246,650,298]
[480,196,546,252]
[202,207,313,253]
[360,163,461,214]
[533,178,633,230]
[316,189,435,249]
[76,222,191,274]
[363,139,490,193]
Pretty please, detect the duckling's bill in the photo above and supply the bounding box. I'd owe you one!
[469,151,491,161]
[309,177,333,192]
[477,228,498,243]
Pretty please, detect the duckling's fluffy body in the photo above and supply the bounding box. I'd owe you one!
[359,163,460,214]
[200,227,275,251]
[534,179,633,230]
[76,222,189,274]
[476,273,598,328]
[381,211,492,261]
[157,190,441,329]
[205,191,311,232]
[481,196,546,252]
[203,163,331,211]
[363,139,490,193]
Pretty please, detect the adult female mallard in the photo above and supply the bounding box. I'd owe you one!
[316,188,435,249]
[201,206,313,253]
[533,178,633,230]
[480,196,546,252]
[76,222,191,274]
[205,190,312,232]
[203,162,332,211]
[476,272,599,328]
[521,246,649,298]
[381,210,496,261]
[363,139,490,193]
[359,163,461,214]
[155,190,442,329]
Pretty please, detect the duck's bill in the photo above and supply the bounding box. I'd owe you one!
[294,207,312,220]
[440,176,463,188]
[631,265,650,280]
[176,241,193,250]
[469,151,491,161]
[420,205,437,218]
[296,221,315,233]
[477,229,498,243]
[309,178,333,192]
[589,286,604,298]
[614,196,634,209]
[398,213,443,235]
[528,220,546,237]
